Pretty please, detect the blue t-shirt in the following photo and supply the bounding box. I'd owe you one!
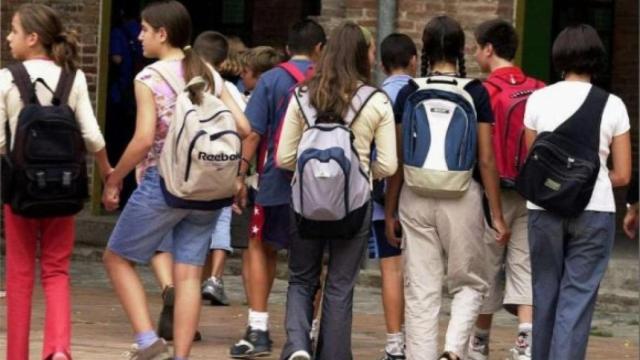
[245,59,312,206]
[372,74,413,221]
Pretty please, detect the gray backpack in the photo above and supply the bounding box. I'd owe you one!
[291,85,379,239]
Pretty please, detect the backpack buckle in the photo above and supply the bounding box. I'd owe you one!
[62,171,72,187]
[36,171,46,188]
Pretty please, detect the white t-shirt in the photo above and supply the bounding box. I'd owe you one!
[523,81,630,213]
[224,80,246,112]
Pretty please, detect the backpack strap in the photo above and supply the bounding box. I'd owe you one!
[148,62,185,95]
[293,87,316,127]
[53,69,77,105]
[411,76,476,115]
[7,63,34,106]
[278,62,306,83]
[555,85,609,150]
[343,85,380,127]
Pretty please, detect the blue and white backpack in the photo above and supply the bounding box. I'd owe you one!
[291,85,379,239]
[402,76,478,198]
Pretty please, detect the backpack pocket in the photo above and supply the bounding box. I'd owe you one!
[23,117,80,162]
[24,164,86,200]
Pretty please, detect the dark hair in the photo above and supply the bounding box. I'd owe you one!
[287,18,326,55]
[307,22,370,117]
[381,33,417,72]
[420,15,466,78]
[194,31,229,68]
[16,4,79,72]
[241,46,283,75]
[552,24,606,76]
[474,19,518,61]
[141,0,215,103]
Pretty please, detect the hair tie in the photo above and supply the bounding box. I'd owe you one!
[183,45,192,52]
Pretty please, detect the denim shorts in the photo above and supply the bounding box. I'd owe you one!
[158,206,232,254]
[107,167,221,266]
[367,220,402,259]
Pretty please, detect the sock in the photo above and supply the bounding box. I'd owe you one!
[135,330,159,350]
[310,318,320,339]
[210,276,221,285]
[385,332,404,355]
[248,309,269,331]
[518,323,533,346]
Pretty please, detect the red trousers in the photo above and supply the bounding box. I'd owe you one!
[4,205,75,360]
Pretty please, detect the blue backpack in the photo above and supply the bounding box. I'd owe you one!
[401,76,478,198]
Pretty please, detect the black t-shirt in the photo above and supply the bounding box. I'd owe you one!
[393,77,494,124]
[393,77,495,188]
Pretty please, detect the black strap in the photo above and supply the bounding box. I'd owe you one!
[53,70,77,105]
[7,63,34,106]
[555,85,609,150]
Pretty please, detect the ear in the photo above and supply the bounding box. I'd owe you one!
[26,32,39,48]
[484,43,494,57]
[312,42,323,59]
[157,26,168,44]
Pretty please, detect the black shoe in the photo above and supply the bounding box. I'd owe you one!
[380,351,406,360]
[157,286,203,342]
[229,327,273,358]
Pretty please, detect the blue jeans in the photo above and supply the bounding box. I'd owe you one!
[107,167,221,266]
[528,210,615,360]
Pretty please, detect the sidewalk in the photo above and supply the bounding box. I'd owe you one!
[0,260,637,359]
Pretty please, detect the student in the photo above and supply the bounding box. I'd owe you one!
[522,24,631,360]
[240,46,284,95]
[101,1,250,359]
[370,32,417,360]
[468,19,544,360]
[1,4,112,360]
[276,22,397,360]
[220,35,248,93]
[385,15,510,360]
[230,19,326,358]
[150,30,248,343]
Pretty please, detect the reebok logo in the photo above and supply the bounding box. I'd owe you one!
[198,152,241,162]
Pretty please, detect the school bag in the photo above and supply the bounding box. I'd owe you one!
[150,63,241,210]
[401,76,478,198]
[1,63,88,218]
[485,73,544,188]
[515,85,608,217]
[291,84,379,239]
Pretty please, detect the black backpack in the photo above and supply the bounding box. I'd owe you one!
[1,63,88,218]
[515,85,608,217]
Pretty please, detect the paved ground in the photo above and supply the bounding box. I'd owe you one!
[0,259,637,359]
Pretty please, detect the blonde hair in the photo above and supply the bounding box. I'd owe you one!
[219,36,246,78]
[241,46,283,75]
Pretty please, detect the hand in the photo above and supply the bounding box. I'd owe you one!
[623,204,639,239]
[385,217,402,248]
[102,179,122,212]
[102,167,115,183]
[232,176,248,215]
[492,216,511,246]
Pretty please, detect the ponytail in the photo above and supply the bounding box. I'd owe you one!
[16,4,80,72]
[183,46,215,105]
[51,29,79,72]
[458,51,467,78]
[420,47,429,77]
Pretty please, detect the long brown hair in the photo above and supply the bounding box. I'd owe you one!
[16,4,79,72]
[141,0,215,103]
[306,22,371,117]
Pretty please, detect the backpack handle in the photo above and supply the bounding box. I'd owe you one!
[426,78,458,85]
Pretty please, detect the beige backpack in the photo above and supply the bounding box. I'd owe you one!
[150,62,241,209]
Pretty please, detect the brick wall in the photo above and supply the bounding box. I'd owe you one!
[316,0,516,78]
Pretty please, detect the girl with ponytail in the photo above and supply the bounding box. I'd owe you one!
[1,4,112,360]
[101,1,249,358]
[385,15,509,360]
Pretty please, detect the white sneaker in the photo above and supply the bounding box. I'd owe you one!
[509,332,531,360]
[467,336,489,360]
[289,350,311,360]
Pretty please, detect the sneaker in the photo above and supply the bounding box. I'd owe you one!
[379,351,406,360]
[229,327,273,358]
[509,332,532,360]
[438,352,460,360]
[201,277,230,306]
[124,339,172,360]
[156,286,202,342]
[288,350,311,360]
[467,335,489,360]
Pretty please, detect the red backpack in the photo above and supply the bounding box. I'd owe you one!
[485,73,544,188]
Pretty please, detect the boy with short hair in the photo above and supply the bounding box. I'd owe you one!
[240,46,284,93]
[374,32,417,360]
[469,19,544,360]
[229,19,326,358]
